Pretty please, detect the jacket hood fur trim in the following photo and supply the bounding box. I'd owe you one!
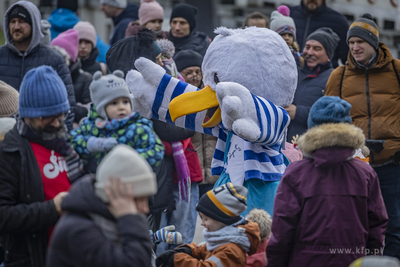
[297,123,365,157]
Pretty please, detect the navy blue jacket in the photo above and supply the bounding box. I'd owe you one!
[0,1,75,130]
[46,176,153,267]
[287,62,333,142]
[110,3,139,46]
[289,2,349,68]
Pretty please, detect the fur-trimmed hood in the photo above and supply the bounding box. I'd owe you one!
[297,123,365,158]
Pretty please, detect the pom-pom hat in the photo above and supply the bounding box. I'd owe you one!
[270,5,296,39]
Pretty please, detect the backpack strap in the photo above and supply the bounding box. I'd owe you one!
[392,60,400,88]
[339,64,346,98]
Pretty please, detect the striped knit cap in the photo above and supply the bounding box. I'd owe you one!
[347,13,379,49]
[196,183,248,225]
[0,80,19,118]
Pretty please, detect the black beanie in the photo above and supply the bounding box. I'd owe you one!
[57,0,78,13]
[170,3,197,33]
[306,27,340,60]
[347,13,379,50]
[8,5,32,26]
[173,50,203,72]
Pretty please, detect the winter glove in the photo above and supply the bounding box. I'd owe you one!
[156,250,176,267]
[153,225,182,244]
[174,246,192,256]
[87,137,118,153]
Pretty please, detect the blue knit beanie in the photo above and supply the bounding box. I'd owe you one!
[19,66,70,118]
[307,96,352,129]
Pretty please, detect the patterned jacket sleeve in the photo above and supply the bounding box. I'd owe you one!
[69,119,98,159]
[128,117,165,170]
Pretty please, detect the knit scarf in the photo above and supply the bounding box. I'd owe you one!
[16,116,83,183]
[171,141,191,202]
[203,224,251,252]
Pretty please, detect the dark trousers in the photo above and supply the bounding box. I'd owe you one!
[374,163,400,259]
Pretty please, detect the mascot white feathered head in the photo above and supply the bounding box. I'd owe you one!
[169,26,297,128]
[203,27,297,107]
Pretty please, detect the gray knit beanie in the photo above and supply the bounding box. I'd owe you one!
[347,13,379,50]
[306,27,340,60]
[89,70,133,123]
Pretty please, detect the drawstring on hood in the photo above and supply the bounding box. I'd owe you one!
[4,1,44,55]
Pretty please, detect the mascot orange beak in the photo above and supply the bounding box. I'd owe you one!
[169,85,222,128]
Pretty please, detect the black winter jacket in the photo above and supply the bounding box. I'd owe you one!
[81,47,104,76]
[169,31,210,57]
[149,120,195,217]
[0,1,75,130]
[289,2,349,68]
[46,176,152,267]
[287,62,333,142]
[0,127,60,267]
[70,60,92,123]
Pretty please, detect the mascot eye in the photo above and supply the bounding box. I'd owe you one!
[214,73,219,84]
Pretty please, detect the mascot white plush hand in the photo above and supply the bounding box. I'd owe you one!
[126,27,297,215]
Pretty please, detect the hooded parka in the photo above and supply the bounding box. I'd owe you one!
[267,123,388,267]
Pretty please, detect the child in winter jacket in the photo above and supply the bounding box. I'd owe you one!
[69,70,164,173]
[267,96,388,267]
[155,183,261,267]
[246,208,272,267]
[270,5,304,69]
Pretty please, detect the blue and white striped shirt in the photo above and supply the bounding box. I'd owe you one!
[151,74,290,185]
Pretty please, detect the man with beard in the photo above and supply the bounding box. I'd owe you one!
[285,27,339,142]
[0,66,83,267]
[0,1,76,131]
[289,0,348,68]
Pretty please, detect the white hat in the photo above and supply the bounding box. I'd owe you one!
[95,144,157,203]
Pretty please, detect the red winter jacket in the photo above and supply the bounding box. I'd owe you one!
[162,139,203,184]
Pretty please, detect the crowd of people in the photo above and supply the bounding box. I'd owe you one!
[0,0,399,266]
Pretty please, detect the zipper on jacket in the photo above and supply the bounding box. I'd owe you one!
[302,16,311,49]
[365,69,373,162]
[20,55,26,82]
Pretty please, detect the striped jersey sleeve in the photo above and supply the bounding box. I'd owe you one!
[251,94,290,146]
[151,74,220,137]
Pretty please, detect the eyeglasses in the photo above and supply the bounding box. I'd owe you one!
[40,110,70,124]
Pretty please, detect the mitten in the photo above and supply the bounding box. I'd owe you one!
[153,225,183,244]
[87,137,118,153]
[174,246,192,256]
[156,250,176,267]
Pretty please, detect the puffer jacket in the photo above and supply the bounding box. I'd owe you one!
[325,42,400,165]
[267,123,388,267]
[174,221,260,267]
[191,132,219,185]
[70,104,164,173]
[0,1,76,130]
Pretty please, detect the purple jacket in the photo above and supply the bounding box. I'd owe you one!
[267,123,388,267]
